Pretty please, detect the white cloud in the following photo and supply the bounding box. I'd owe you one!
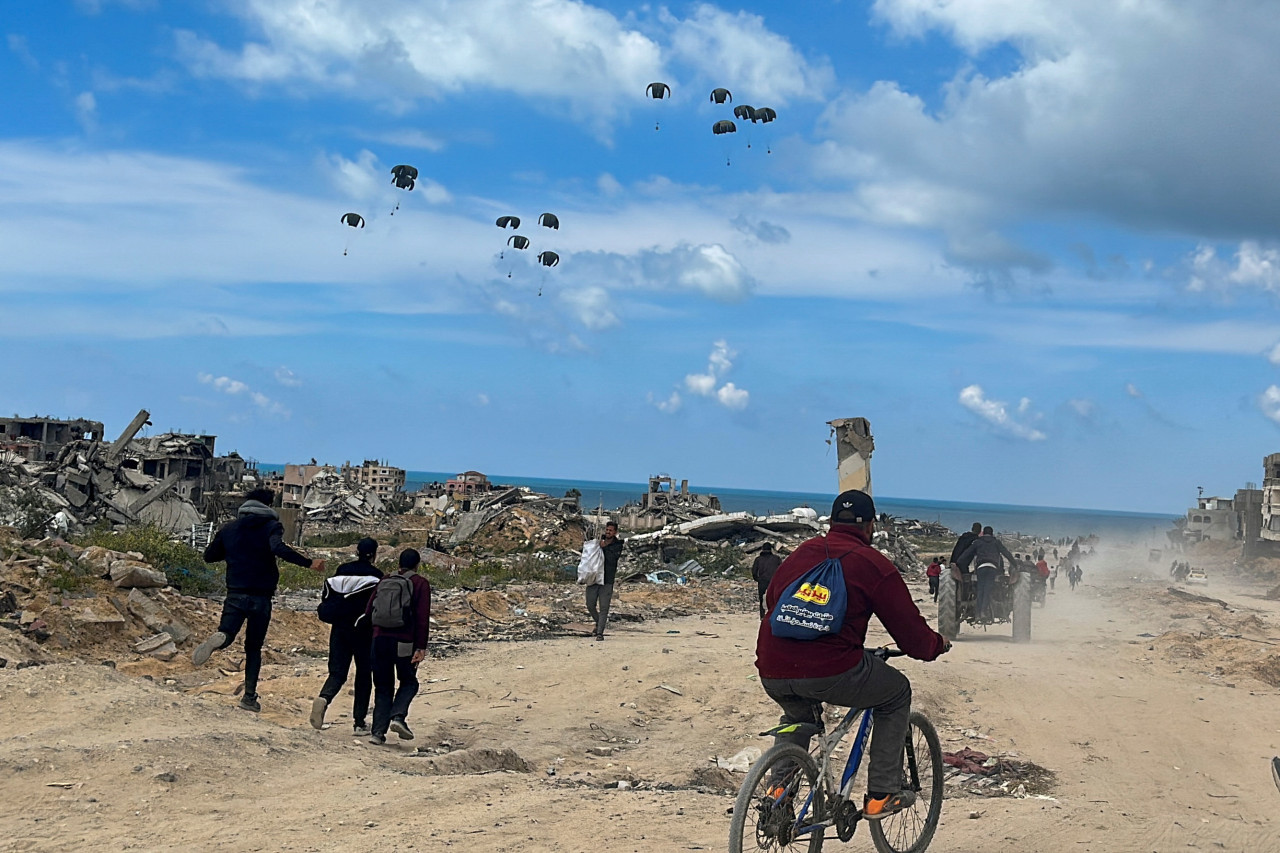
[676,340,749,409]
[274,367,302,387]
[812,2,1280,279]
[559,286,619,330]
[74,91,97,132]
[1188,242,1280,293]
[663,4,833,104]
[571,243,754,302]
[1067,398,1096,418]
[648,390,682,414]
[1261,386,1280,425]
[684,372,716,396]
[1268,343,1280,366]
[199,373,289,418]
[476,393,490,406]
[958,384,1046,441]
[8,35,39,71]
[1125,383,1143,398]
[716,382,749,410]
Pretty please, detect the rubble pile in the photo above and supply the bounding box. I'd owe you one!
[943,746,1056,798]
[301,469,386,526]
[871,523,928,575]
[0,419,202,537]
[448,488,585,553]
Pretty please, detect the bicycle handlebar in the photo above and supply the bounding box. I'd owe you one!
[869,646,907,660]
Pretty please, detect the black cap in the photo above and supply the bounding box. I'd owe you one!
[831,490,875,524]
[357,537,378,558]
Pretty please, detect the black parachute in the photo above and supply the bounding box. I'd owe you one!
[507,235,530,249]
[538,213,560,230]
[733,105,756,121]
[340,213,365,228]
[713,120,738,166]
[751,107,778,153]
[647,81,671,130]
[496,215,522,229]
[536,251,560,268]
[710,87,732,104]
[646,82,671,100]
[390,164,418,190]
[389,165,417,214]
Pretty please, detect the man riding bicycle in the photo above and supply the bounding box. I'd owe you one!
[755,490,950,820]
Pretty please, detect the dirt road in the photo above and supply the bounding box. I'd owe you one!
[2,563,1279,852]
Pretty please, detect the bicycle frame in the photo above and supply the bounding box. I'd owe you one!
[790,705,874,839]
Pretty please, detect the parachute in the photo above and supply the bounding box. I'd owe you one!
[507,235,530,250]
[495,215,522,229]
[536,251,560,268]
[389,165,417,214]
[646,82,671,100]
[710,88,732,104]
[646,81,671,130]
[733,105,756,121]
[538,213,560,230]
[713,120,738,166]
[751,107,778,153]
[339,212,365,256]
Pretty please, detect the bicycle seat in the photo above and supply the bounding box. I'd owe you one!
[760,722,825,738]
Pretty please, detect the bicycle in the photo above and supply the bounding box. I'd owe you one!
[728,648,944,853]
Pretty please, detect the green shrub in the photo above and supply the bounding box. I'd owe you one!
[0,484,58,539]
[303,530,364,548]
[79,524,226,596]
[423,552,566,589]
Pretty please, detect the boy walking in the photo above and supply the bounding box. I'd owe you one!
[366,548,432,746]
[193,488,324,712]
[311,537,383,735]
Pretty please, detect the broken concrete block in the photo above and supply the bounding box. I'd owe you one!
[73,607,126,629]
[109,561,167,589]
[78,546,117,573]
[125,588,191,643]
[134,632,178,661]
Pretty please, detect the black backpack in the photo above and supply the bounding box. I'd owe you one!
[370,573,415,629]
[317,574,380,627]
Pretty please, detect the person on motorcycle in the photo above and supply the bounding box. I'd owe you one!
[755,490,950,820]
[956,526,1016,622]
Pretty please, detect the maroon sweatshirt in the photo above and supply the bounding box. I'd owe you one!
[366,571,432,651]
[756,525,945,680]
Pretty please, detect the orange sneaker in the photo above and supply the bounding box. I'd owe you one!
[863,791,916,820]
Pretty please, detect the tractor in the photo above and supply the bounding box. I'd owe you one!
[937,564,1033,642]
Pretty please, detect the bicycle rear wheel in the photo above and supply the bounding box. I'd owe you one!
[868,711,944,853]
[729,743,826,853]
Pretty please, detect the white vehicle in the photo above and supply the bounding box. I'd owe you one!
[1186,568,1209,585]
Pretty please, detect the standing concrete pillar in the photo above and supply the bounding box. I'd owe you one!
[827,418,875,497]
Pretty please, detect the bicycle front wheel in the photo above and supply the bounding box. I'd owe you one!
[868,711,944,853]
[729,743,826,853]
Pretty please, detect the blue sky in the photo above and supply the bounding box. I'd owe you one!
[6,1,1280,514]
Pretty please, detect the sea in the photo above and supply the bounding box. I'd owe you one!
[258,464,1176,543]
[398,471,1177,544]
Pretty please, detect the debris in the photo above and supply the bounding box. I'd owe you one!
[134,633,179,660]
[655,684,683,696]
[715,747,762,773]
[108,561,167,590]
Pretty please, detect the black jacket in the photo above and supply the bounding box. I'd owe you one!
[751,553,782,589]
[203,501,310,595]
[950,531,979,567]
[957,535,1016,573]
[601,538,624,585]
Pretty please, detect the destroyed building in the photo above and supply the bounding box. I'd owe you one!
[282,463,331,508]
[828,417,875,495]
[341,459,406,502]
[0,416,104,463]
[614,475,723,530]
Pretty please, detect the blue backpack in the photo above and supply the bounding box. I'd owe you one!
[769,548,850,640]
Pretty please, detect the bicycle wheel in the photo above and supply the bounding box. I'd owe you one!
[869,711,944,853]
[729,743,826,853]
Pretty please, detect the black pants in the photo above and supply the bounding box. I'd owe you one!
[757,583,769,618]
[319,623,374,726]
[371,635,419,738]
[927,576,939,599]
[762,653,912,794]
[216,593,272,698]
